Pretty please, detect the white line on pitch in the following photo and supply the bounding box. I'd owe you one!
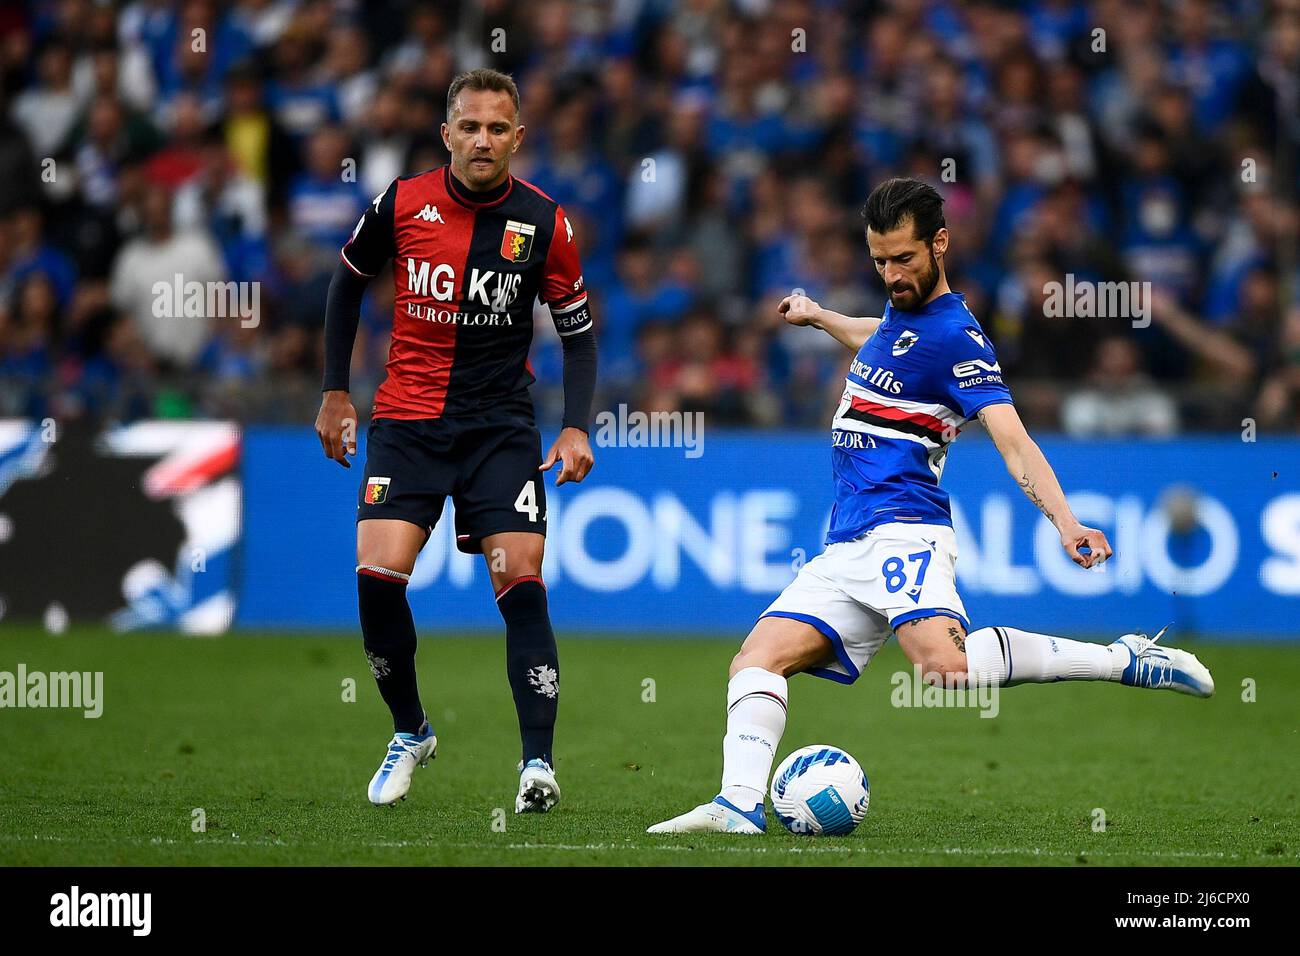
[3,833,1289,861]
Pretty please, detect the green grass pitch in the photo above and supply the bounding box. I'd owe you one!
[0,627,1296,866]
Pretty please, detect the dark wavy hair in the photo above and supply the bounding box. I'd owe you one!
[862,178,947,245]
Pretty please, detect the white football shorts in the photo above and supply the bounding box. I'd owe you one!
[761,522,969,684]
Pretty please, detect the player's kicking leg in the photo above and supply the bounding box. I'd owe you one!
[904,618,1214,697]
[482,531,562,813]
[357,518,437,806]
[647,616,835,834]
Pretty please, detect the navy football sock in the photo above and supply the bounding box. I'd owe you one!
[357,568,426,734]
[496,577,558,767]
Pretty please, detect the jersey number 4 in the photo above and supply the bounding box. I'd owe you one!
[514,481,540,522]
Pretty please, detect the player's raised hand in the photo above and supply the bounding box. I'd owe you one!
[315,390,358,469]
[540,427,594,486]
[778,289,822,327]
[1061,523,1113,569]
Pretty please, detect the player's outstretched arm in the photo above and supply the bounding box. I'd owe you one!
[978,403,1112,569]
[778,293,881,351]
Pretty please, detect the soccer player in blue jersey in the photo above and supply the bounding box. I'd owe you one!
[649,178,1214,835]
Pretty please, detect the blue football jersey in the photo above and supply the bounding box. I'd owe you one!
[827,291,1013,543]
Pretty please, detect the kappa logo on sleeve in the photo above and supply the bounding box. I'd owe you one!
[365,476,391,504]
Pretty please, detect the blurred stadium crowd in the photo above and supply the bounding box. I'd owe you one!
[0,0,1297,433]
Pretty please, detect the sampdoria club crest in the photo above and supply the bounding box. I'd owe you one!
[892,329,919,356]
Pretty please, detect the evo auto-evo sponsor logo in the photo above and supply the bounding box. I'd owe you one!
[952,357,1002,388]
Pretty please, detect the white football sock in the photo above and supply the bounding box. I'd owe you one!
[719,667,787,809]
[965,626,1125,685]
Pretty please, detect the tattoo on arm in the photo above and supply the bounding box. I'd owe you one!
[978,409,1058,525]
[1016,472,1055,524]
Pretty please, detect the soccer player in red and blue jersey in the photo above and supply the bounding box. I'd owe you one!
[315,69,596,813]
[650,178,1214,835]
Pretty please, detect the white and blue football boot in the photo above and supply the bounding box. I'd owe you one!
[515,758,561,813]
[646,796,766,834]
[1112,626,1214,698]
[367,722,437,805]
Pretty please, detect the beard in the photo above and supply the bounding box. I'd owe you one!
[461,154,505,187]
[888,252,941,311]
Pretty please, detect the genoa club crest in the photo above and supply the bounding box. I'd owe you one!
[500,220,536,263]
[365,476,390,504]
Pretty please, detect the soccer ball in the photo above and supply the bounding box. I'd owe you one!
[770,744,870,836]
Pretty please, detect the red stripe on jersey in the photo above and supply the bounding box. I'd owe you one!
[539,203,584,309]
[849,396,954,437]
[373,169,470,419]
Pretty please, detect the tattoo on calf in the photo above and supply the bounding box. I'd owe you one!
[949,625,965,653]
[898,618,968,654]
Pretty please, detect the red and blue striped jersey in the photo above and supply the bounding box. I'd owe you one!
[827,292,1013,543]
[341,165,589,420]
